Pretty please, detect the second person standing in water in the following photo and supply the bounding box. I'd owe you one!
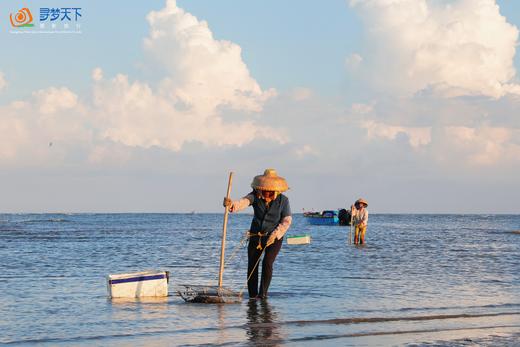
[351,198,368,244]
[223,169,292,299]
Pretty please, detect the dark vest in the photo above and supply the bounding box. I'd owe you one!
[249,194,289,236]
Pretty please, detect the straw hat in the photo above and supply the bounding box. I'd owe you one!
[356,198,368,207]
[251,168,289,192]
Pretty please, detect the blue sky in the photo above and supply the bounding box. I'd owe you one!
[1,1,365,100]
[1,0,519,213]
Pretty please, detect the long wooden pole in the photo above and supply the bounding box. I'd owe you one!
[218,172,233,288]
[349,206,353,245]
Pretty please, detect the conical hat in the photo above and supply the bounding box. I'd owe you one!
[356,198,368,207]
[251,169,289,192]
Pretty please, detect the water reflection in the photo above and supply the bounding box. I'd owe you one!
[109,297,169,305]
[216,304,229,345]
[246,299,281,345]
[108,296,171,322]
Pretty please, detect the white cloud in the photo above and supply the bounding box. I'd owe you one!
[0,89,91,163]
[362,120,432,148]
[87,143,132,165]
[0,0,284,164]
[91,67,103,81]
[351,103,373,115]
[343,0,520,168]
[291,87,312,101]
[92,73,285,151]
[143,0,276,113]
[33,87,78,114]
[444,125,520,165]
[0,109,28,159]
[0,72,6,92]
[294,144,319,158]
[345,53,363,71]
[350,0,520,98]
[90,0,281,151]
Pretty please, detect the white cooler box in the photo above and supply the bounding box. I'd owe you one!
[107,270,169,298]
[287,234,311,245]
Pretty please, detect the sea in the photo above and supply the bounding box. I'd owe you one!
[0,213,519,346]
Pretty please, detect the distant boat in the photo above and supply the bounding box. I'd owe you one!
[303,210,339,225]
[303,209,352,226]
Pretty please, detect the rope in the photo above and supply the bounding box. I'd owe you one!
[223,231,249,267]
[214,229,271,297]
[248,231,267,250]
[212,230,248,283]
[239,246,266,297]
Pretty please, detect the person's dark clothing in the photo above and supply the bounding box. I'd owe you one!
[244,192,291,298]
[245,192,291,237]
[247,237,283,298]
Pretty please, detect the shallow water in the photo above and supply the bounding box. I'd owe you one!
[1,213,519,346]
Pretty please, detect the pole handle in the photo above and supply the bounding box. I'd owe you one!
[218,172,233,287]
[349,207,353,245]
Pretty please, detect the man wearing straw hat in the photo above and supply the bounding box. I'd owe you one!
[351,198,369,245]
[223,169,292,299]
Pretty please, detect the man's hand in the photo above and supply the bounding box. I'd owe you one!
[266,233,277,247]
[223,197,232,208]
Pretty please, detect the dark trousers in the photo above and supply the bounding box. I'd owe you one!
[247,236,283,298]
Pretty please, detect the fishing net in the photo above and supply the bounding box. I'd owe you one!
[178,232,249,304]
[178,285,242,304]
[178,172,246,304]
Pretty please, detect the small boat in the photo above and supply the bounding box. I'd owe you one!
[304,210,339,225]
[303,209,352,226]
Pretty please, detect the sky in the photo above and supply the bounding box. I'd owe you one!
[0,0,519,213]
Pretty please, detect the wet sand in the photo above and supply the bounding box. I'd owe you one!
[238,308,520,346]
